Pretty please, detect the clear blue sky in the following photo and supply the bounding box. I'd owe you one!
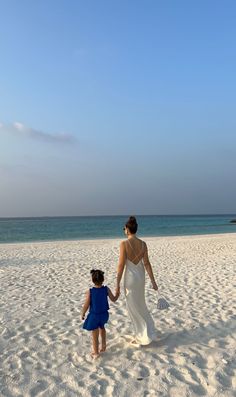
[0,1,236,216]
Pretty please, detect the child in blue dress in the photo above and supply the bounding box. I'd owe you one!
[81,269,119,358]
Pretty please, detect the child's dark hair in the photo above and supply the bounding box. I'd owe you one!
[90,269,104,285]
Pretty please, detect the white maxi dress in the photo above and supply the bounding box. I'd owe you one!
[124,241,157,345]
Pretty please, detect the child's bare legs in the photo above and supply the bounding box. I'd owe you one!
[91,327,106,357]
[99,327,106,352]
[91,329,99,358]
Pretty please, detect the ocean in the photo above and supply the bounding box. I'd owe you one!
[0,215,236,244]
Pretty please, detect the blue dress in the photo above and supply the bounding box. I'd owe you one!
[83,286,109,331]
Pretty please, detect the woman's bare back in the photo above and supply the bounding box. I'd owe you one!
[124,237,146,265]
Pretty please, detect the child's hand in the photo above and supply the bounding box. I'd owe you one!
[81,313,85,321]
[108,287,120,302]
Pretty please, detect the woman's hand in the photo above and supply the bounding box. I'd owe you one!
[152,281,158,291]
[114,291,120,301]
[115,285,120,296]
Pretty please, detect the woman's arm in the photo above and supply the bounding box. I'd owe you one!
[107,287,119,302]
[81,290,90,320]
[116,241,127,294]
[143,243,158,290]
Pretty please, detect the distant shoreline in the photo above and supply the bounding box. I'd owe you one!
[1,231,236,247]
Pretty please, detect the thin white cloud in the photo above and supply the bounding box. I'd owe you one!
[0,122,76,143]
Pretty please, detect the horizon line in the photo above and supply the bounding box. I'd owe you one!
[0,213,236,220]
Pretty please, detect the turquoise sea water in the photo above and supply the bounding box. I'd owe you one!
[0,215,236,244]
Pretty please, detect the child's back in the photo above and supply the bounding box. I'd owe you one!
[89,286,109,314]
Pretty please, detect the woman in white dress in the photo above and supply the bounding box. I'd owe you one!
[116,216,158,345]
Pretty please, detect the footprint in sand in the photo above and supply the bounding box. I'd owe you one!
[29,380,49,396]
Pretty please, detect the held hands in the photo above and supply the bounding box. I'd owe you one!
[115,286,120,297]
[115,285,120,299]
[115,292,120,300]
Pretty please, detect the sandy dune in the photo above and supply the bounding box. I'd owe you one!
[0,234,236,396]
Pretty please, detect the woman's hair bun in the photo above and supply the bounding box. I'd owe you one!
[90,269,96,274]
[125,215,138,234]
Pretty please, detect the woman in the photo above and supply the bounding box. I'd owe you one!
[116,216,158,345]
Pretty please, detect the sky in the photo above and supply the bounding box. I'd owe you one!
[0,0,236,217]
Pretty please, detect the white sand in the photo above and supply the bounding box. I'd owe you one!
[0,233,236,397]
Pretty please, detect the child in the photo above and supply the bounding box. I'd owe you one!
[81,269,119,358]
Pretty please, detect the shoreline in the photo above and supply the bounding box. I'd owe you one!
[0,230,236,248]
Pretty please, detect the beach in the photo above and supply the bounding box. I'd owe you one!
[0,233,236,397]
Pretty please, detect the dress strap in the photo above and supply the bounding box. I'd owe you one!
[127,239,144,262]
[127,239,137,255]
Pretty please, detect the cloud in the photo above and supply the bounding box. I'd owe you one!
[0,122,76,143]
